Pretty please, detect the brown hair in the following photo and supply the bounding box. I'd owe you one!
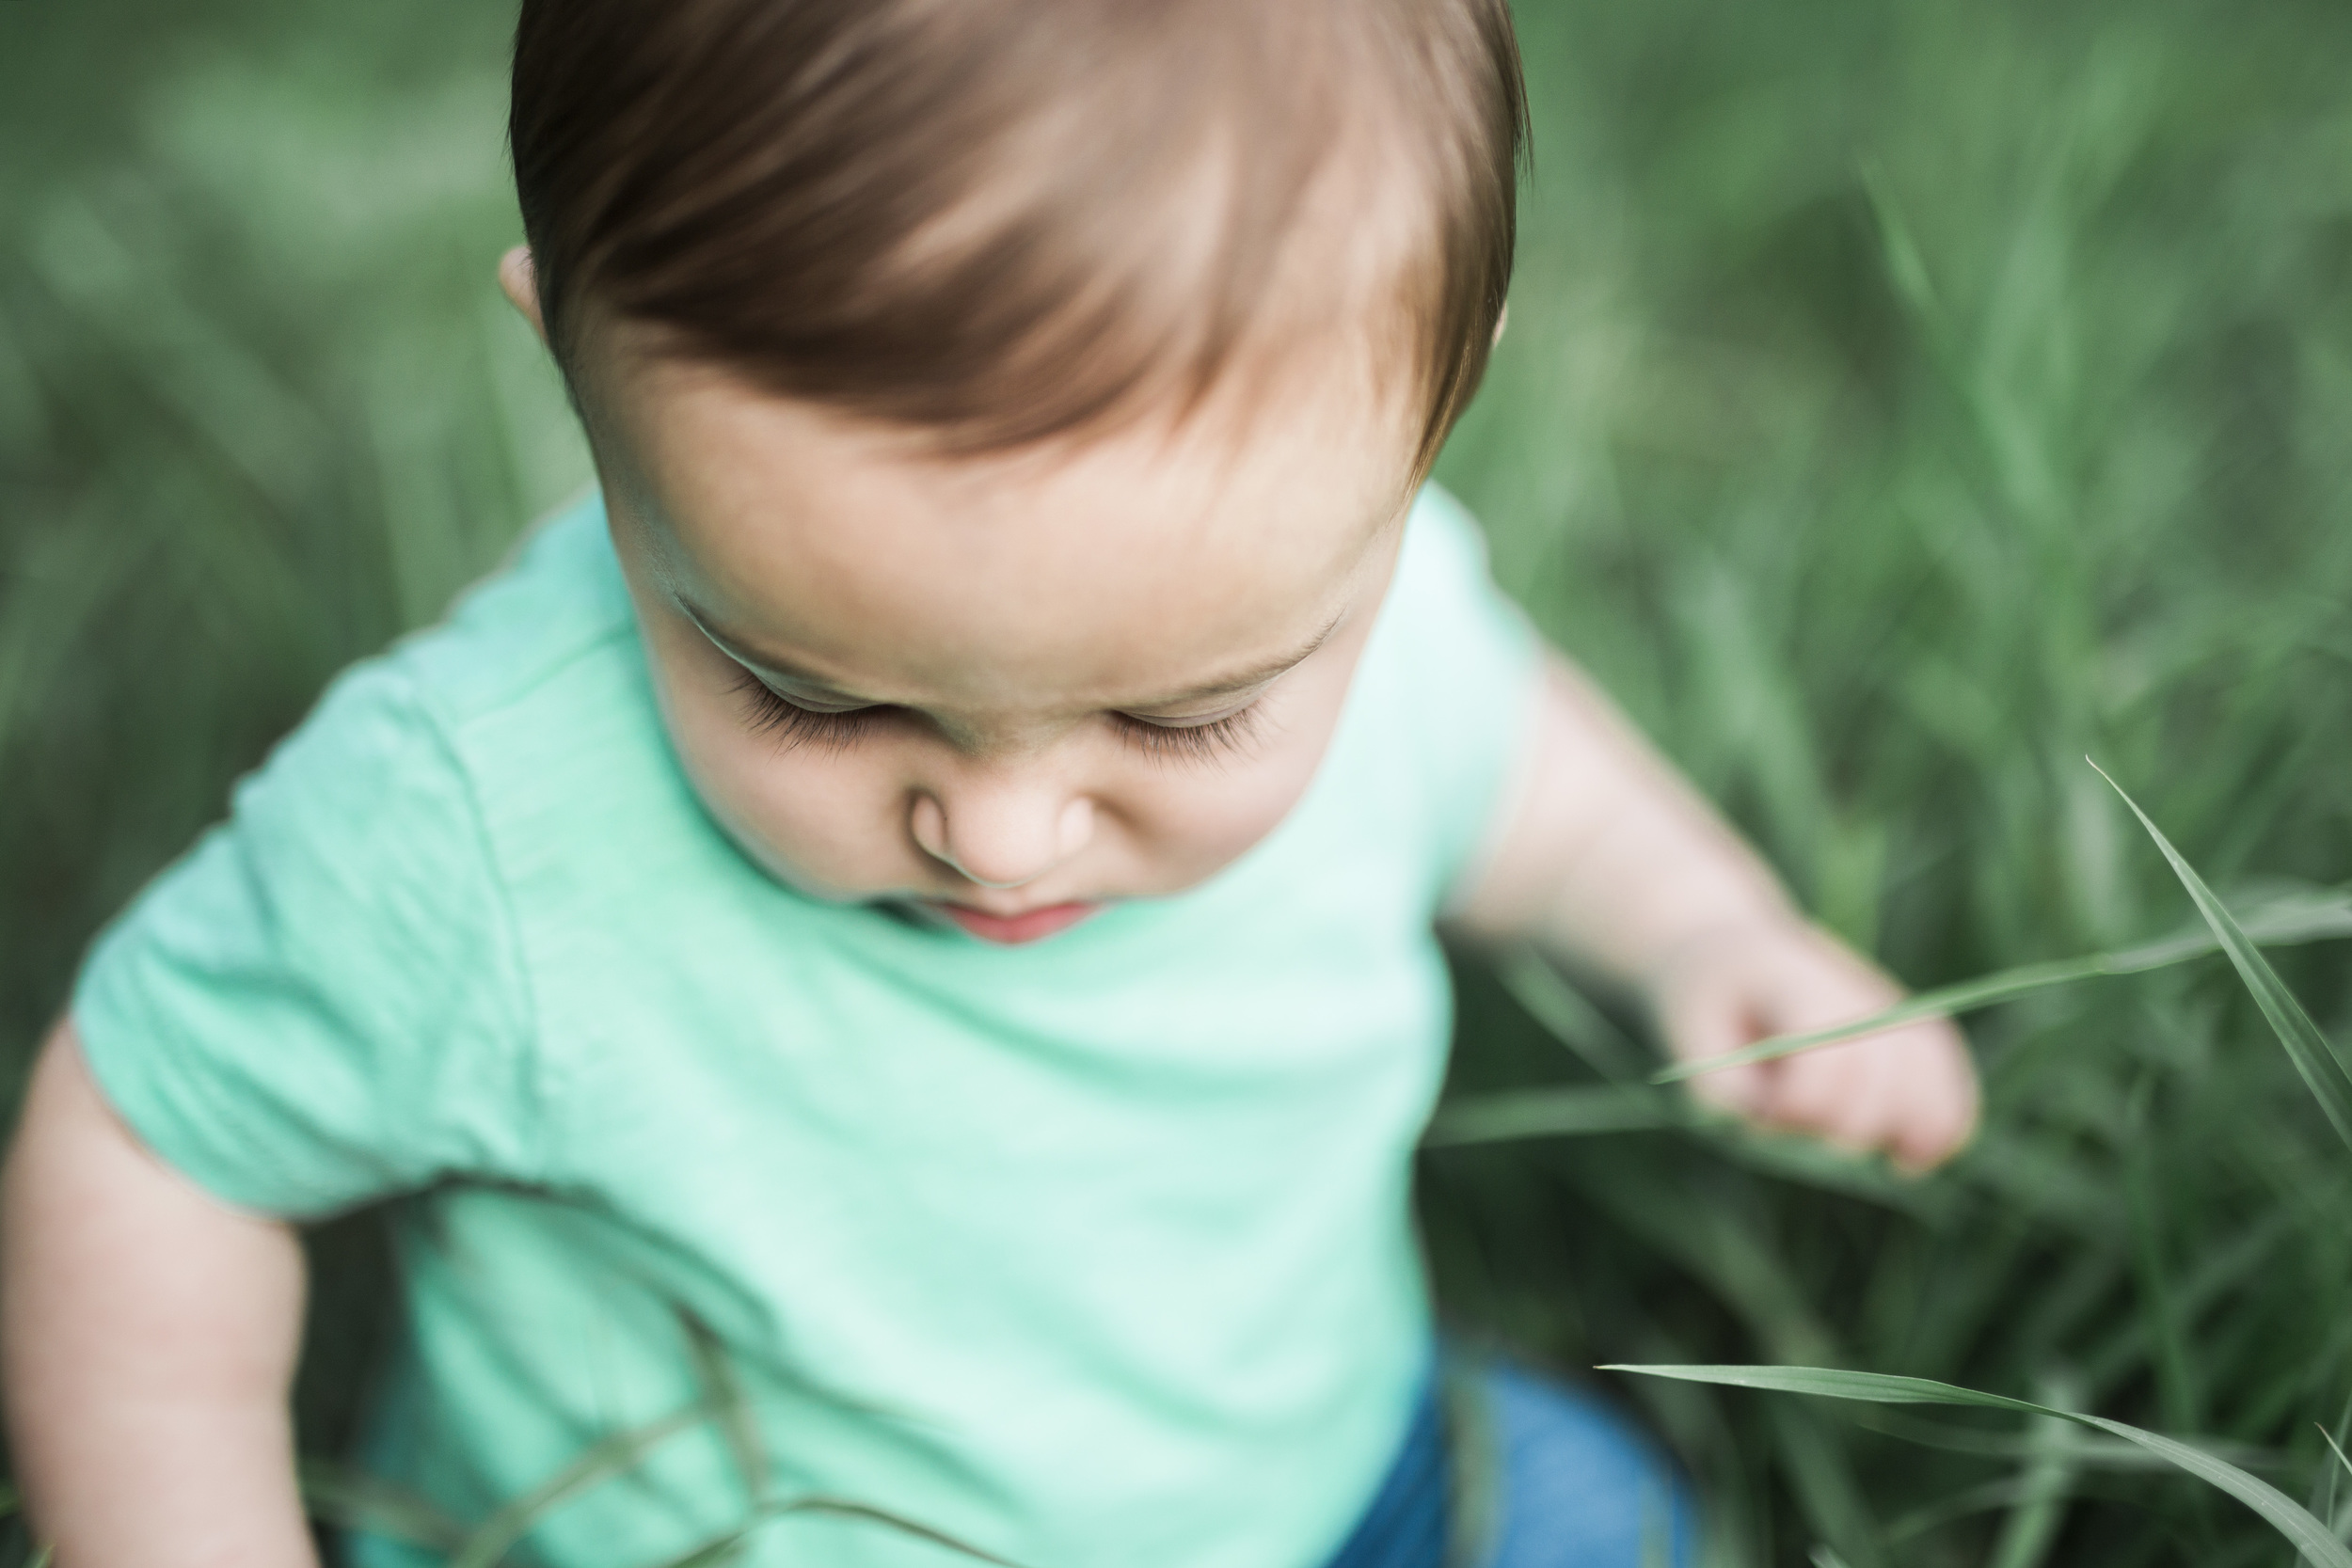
[511,0,1526,467]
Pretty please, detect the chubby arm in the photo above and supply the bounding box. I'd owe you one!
[1451,656,1979,1172]
[2,1022,316,1568]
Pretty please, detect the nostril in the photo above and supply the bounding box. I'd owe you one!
[910,794,950,863]
[909,790,1087,890]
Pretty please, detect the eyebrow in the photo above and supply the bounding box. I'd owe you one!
[677,598,1343,710]
[1136,614,1346,707]
[679,599,858,694]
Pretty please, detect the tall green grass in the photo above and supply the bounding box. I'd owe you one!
[1427,2,2352,1562]
[7,0,2352,1563]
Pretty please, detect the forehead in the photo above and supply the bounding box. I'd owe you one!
[595,353,1417,706]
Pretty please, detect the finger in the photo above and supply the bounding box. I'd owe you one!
[1889,1029,1982,1172]
[1840,1045,1907,1155]
[1764,1038,1886,1152]
[1660,994,1769,1116]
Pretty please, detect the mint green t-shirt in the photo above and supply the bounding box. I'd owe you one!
[74,484,1540,1568]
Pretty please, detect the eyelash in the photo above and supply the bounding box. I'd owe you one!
[734,671,880,753]
[729,670,1263,763]
[1107,707,1263,765]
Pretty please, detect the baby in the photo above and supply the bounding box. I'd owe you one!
[1,2,1978,1565]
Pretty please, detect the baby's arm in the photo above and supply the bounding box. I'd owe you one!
[1452,656,1979,1171]
[3,1022,317,1568]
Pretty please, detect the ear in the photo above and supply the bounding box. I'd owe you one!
[1490,302,1510,347]
[499,245,549,345]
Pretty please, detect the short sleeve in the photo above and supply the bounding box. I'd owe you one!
[1371,483,1546,902]
[72,657,542,1218]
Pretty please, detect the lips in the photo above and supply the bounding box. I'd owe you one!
[928,900,1101,945]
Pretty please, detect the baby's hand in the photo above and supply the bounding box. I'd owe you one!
[1646,918,1980,1173]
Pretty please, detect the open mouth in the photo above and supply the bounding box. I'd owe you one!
[926,900,1101,945]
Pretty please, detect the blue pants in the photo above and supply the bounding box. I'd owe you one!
[1323,1356,1699,1568]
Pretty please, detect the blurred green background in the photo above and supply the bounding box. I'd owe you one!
[7,0,2352,1563]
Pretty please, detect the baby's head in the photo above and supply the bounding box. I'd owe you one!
[503,0,1525,940]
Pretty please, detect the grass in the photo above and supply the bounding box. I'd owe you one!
[7,0,2352,1563]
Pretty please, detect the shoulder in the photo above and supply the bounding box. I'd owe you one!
[389,490,640,734]
[75,622,563,1214]
[1394,481,1494,593]
[1329,483,1544,898]
[1359,482,1538,705]
[131,487,655,1005]
[217,492,634,850]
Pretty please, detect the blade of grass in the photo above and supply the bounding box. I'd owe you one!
[1692,1121,1956,1215]
[1984,1373,2086,1568]
[633,1497,1025,1568]
[2314,1382,2352,1532]
[1494,947,1647,1082]
[1651,888,2352,1084]
[644,1540,745,1568]
[1423,1085,1686,1147]
[2078,1208,2296,1402]
[1639,1483,1674,1568]
[2091,763,2352,1153]
[1440,1354,1504,1568]
[1586,1182,1839,1366]
[1604,1365,2352,1568]
[1425,1083,1947,1216]
[1770,1398,1885,1568]
[2314,1388,2352,1532]
[1653,954,2122,1084]
[2320,1426,2352,1486]
[1853,1405,2272,1471]
[297,1458,468,1551]
[447,1403,708,1568]
[676,1307,770,1508]
[1887,1476,2048,1545]
[2122,1089,2201,1434]
[1859,157,1946,338]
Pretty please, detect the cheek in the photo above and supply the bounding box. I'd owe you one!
[704,735,907,894]
[644,647,915,897]
[1112,768,1312,890]
[629,596,1363,903]
[1108,673,1351,889]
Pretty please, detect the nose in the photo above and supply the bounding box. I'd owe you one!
[910,783,1094,890]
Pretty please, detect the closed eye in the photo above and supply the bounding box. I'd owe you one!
[734,670,884,752]
[732,668,1264,764]
[1110,705,1263,764]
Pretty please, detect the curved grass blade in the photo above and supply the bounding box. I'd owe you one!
[448,1404,707,1568]
[1604,1365,2352,1568]
[1984,1373,2085,1568]
[1851,1405,2284,1473]
[642,1536,749,1568]
[1424,1083,1947,1214]
[1886,1477,2050,1546]
[2320,1425,2352,1485]
[1495,947,1646,1083]
[298,1458,469,1551]
[1423,1085,1686,1148]
[1440,1355,1505,1568]
[676,1306,771,1507]
[2091,764,2352,1153]
[1650,887,2352,1085]
[1771,1398,1885,1568]
[635,1497,1025,1568]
